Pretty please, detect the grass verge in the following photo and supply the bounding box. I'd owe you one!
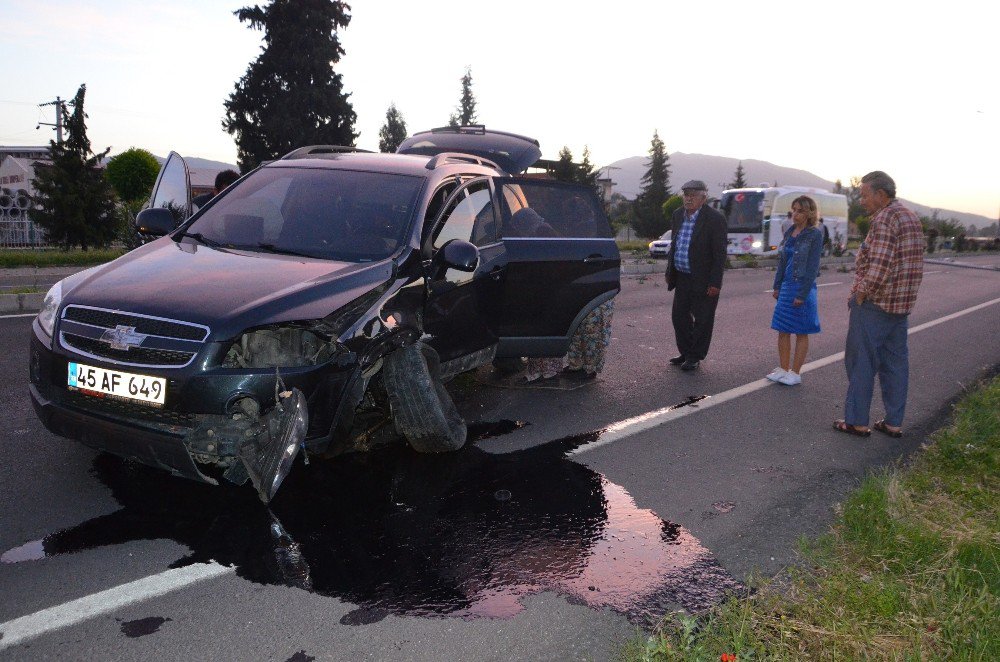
[626,374,1000,660]
[0,248,126,268]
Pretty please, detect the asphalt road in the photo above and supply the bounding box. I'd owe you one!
[1,259,998,661]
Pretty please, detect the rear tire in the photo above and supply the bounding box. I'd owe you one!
[383,342,467,453]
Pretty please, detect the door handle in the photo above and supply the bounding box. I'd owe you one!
[583,254,608,263]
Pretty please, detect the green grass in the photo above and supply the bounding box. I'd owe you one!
[0,248,127,268]
[3,286,43,294]
[625,375,1000,661]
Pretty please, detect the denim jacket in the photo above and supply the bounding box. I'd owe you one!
[773,225,823,300]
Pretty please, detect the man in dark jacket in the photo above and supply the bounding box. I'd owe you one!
[665,180,728,371]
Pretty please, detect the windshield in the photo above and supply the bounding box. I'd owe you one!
[186,167,422,261]
[720,191,764,232]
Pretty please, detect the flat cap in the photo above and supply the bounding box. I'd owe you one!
[681,179,708,191]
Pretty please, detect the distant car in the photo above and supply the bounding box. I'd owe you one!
[648,231,671,258]
[29,126,621,502]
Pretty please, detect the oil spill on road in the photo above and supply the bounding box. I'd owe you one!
[119,616,171,638]
[2,434,741,626]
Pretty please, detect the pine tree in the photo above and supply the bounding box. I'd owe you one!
[553,146,576,182]
[223,0,357,171]
[29,85,117,250]
[577,145,600,195]
[631,130,672,238]
[378,103,408,153]
[729,161,747,189]
[448,67,478,127]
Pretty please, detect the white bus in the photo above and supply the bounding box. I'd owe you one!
[716,186,849,256]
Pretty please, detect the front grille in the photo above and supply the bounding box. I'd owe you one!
[63,307,208,341]
[63,334,195,366]
[63,390,196,429]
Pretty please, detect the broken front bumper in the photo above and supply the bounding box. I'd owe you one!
[29,327,358,485]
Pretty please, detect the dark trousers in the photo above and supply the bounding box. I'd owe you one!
[671,272,719,361]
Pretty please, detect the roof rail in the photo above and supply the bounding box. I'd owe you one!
[279,145,373,160]
[424,152,501,171]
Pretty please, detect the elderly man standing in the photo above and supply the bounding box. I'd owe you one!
[665,180,728,371]
[834,171,924,438]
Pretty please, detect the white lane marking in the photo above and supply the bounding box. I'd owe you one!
[762,281,842,293]
[0,313,38,319]
[0,563,233,650]
[571,295,1000,457]
[923,270,943,275]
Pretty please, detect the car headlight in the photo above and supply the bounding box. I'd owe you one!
[648,243,654,249]
[37,280,63,337]
[751,241,762,249]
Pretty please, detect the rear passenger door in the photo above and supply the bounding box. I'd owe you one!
[491,178,620,358]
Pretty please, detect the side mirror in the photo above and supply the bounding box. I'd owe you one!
[135,208,177,236]
[439,239,479,271]
[431,239,479,279]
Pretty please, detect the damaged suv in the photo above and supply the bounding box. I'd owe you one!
[29,127,620,502]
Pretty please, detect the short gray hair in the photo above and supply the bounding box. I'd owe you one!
[861,171,896,199]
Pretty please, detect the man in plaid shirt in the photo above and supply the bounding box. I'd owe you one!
[834,171,924,438]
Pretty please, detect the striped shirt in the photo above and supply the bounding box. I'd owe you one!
[674,209,700,273]
[851,200,924,314]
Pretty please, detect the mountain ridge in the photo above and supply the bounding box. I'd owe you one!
[604,152,995,228]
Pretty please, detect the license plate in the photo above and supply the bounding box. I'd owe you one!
[67,362,166,406]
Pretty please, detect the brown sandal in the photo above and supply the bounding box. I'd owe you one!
[833,420,871,437]
[873,420,903,438]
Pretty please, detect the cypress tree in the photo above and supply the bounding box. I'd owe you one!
[223,0,357,171]
[631,130,672,238]
[448,67,478,127]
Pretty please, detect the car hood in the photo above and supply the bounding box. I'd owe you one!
[60,237,396,340]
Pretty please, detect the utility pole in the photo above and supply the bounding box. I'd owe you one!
[38,97,64,144]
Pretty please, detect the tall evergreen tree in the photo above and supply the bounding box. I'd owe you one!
[577,145,600,194]
[378,103,408,153]
[223,0,357,172]
[29,85,117,250]
[552,146,576,182]
[631,130,672,238]
[729,161,747,189]
[448,67,478,127]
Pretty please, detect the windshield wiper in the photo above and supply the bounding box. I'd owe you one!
[253,243,318,259]
[177,232,225,248]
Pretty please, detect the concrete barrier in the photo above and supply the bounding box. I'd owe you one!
[0,293,44,314]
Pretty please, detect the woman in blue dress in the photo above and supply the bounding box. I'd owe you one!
[767,195,823,385]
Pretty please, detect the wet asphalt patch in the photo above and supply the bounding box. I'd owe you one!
[3,428,740,626]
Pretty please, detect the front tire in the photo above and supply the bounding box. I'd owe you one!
[383,342,466,453]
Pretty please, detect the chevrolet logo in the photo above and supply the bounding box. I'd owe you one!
[99,325,148,351]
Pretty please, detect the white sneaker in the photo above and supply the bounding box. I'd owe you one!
[778,371,802,385]
[766,368,788,382]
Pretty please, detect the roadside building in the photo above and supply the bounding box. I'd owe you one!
[0,147,51,247]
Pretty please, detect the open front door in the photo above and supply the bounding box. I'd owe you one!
[147,151,192,225]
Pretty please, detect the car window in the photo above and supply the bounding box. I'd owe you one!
[432,179,495,249]
[187,167,422,262]
[497,180,611,239]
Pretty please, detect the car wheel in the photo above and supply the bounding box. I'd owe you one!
[383,342,467,453]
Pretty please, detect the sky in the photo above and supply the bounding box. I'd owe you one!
[1,0,997,220]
